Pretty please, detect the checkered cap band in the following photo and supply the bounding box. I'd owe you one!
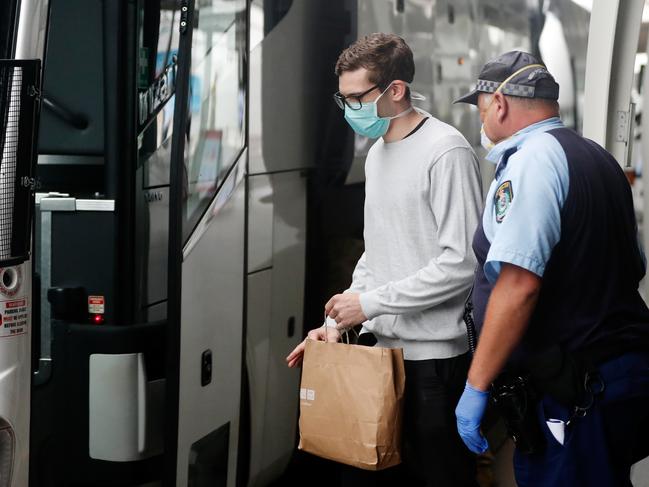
[476,79,536,98]
[476,79,499,92]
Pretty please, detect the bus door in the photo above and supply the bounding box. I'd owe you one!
[165,1,248,485]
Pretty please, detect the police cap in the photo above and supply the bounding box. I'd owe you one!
[454,50,560,105]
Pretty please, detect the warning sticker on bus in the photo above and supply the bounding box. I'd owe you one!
[88,296,105,314]
[0,298,28,337]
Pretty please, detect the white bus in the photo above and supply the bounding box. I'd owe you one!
[0,1,594,486]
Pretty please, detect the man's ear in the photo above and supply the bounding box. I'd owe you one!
[494,92,508,123]
[390,81,408,102]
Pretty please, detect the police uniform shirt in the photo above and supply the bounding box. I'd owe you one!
[472,116,649,359]
[482,116,567,283]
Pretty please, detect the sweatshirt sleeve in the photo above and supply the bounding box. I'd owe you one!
[358,147,482,319]
[325,252,370,328]
[345,252,369,294]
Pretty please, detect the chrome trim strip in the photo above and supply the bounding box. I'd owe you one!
[35,192,69,204]
[76,200,115,212]
[39,198,75,212]
[38,155,104,166]
[34,209,53,385]
[39,198,115,212]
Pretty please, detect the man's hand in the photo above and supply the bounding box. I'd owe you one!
[325,293,368,329]
[455,381,490,454]
[285,326,341,368]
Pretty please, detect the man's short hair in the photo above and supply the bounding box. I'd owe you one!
[335,33,415,90]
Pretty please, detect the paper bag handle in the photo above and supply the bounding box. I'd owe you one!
[323,312,359,344]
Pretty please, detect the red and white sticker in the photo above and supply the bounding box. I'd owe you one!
[0,298,28,337]
[88,296,105,314]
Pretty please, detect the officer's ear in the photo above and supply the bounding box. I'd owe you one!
[493,92,508,123]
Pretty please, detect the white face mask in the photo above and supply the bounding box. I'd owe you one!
[480,124,495,151]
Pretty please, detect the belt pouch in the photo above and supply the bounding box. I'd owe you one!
[491,373,546,454]
[527,345,586,407]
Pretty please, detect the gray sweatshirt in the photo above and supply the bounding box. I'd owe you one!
[338,117,483,360]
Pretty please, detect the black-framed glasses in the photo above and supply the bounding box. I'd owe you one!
[333,85,380,110]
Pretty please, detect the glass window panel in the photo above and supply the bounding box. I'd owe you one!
[183,0,247,239]
[137,0,181,126]
[137,1,182,185]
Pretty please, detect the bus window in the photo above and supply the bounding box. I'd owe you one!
[137,0,181,189]
[183,0,247,240]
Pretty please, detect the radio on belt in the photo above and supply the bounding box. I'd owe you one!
[88,295,105,325]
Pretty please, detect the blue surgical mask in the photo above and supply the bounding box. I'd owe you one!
[344,84,414,138]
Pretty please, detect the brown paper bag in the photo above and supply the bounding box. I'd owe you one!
[298,338,406,470]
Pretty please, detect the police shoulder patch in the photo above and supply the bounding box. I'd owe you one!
[494,180,514,223]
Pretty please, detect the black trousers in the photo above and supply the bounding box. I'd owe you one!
[340,352,478,487]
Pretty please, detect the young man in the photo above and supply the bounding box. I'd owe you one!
[287,33,482,486]
[454,51,649,486]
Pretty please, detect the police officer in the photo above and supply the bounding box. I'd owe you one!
[453,51,649,486]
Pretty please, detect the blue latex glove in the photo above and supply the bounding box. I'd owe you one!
[455,381,490,454]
